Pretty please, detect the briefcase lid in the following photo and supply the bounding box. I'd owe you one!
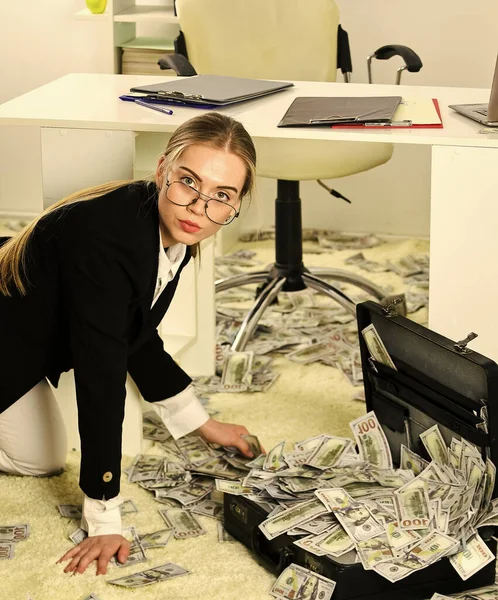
[356,300,498,466]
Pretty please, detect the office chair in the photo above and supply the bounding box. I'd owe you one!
[160,0,423,352]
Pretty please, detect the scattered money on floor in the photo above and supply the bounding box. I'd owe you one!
[0,524,30,560]
[200,232,429,401]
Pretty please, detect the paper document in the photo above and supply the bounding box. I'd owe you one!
[393,98,441,125]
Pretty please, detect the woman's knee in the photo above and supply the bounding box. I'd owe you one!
[0,379,68,477]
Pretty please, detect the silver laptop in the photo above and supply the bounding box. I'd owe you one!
[449,55,498,127]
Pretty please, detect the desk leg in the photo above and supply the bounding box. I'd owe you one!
[175,237,216,377]
[430,145,498,360]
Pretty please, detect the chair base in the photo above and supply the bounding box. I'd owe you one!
[216,267,394,351]
[215,179,401,352]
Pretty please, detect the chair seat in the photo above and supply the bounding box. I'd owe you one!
[253,138,393,180]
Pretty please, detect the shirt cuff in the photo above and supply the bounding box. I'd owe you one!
[154,384,210,439]
[81,494,123,537]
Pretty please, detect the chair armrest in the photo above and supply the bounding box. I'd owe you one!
[157,53,198,76]
[368,45,423,84]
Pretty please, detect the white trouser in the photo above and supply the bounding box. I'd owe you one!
[0,379,67,476]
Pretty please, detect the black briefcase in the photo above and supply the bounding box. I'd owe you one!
[223,300,498,600]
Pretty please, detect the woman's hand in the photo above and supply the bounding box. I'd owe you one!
[196,418,255,457]
[57,534,130,575]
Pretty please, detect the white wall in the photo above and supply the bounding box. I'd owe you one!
[1,1,497,234]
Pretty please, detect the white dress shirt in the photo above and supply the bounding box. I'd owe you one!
[81,230,210,537]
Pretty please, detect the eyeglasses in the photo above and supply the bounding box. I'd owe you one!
[165,180,239,226]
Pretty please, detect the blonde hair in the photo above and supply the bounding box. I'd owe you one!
[0,112,256,297]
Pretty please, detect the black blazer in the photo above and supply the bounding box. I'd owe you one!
[0,182,192,499]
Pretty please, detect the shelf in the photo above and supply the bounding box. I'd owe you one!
[74,7,110,20]
[114,5,179,24]
[119,36,175,51]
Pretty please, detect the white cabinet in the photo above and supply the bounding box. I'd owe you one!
[75,0,180,74]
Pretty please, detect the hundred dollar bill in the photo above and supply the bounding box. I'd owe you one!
[138,529,174,549]
[449,533,495,581]
[160,479,213,506]
[120,499,138,515]
[215,480,253,495]
[430,595,455,600]
[159,508,206,539]
[142,423,171,443]
[361,324,397,370]
[287,341,335,364]
[69,527,88,545]
[306,436,353,470]
[221,350,253,392]
[356,535,394,570]
[112,527,147,568]
[293,535,327,557]
[404,530,458,567]
[0,524,30,542]
[176,436,218,466]
[217,523,236,542]
[270,563,336,600]
[295,434,326,454]
[384,518,421,551]
[259,499,329,540]
[0,542,14,560]
[314,489,384,542]
[420,425,449,464]
[58,504,82,519]
[189,499,223,520]
[128,455,165,482]
[108,562,190,587]
[394,487,431,530]
[315,524,356,557]
[263,441,287,472]
[350,411,393,469]
[400,444,429,476]
[241,434,263,457]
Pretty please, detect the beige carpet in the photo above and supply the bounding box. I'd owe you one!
[0,236,429,600]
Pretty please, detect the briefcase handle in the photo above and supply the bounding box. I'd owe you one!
[252,528,294,573]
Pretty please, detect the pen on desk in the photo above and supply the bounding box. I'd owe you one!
[135,99,174,115]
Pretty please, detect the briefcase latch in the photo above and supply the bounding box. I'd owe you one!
[381,297,404,317]
[454,332,478,353]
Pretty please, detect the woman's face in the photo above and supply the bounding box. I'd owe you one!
[156,143,247,247]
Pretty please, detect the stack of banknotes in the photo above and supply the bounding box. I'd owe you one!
[137,408,498,586]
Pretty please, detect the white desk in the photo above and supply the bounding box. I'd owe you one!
[1,73,497,452]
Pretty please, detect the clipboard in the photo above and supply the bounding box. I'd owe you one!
[130,74,294,107]
[277,96,402,127]
[330,99,443,129]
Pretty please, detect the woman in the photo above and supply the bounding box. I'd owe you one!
[0,112,257,575]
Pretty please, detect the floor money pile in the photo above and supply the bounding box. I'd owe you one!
[255,413,497,584]
[194,229,429,400]
[133,409,498,590]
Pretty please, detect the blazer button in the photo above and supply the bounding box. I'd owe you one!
[103,471,113,483]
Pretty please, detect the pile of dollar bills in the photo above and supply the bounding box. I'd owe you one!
[135,408,498,589]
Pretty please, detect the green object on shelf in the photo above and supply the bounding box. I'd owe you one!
[85,0,108,14]
[120,36,175,51]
